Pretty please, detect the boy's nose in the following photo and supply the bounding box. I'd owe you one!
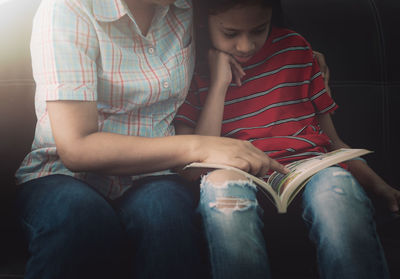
[235,35,255,54]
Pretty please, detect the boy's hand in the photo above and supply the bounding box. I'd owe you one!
[346,157,400,213]
[208,49,245,88]
[372,183,400,213]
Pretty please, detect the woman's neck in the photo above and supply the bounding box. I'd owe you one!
[125,0,156,36]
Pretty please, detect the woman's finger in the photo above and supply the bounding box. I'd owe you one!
[240,141,289,176]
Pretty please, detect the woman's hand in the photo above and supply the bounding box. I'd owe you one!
[208,49,246,88]
[313,50,331,97]
[193,135,289,177]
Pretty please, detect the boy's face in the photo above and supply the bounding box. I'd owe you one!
[140,0,176,6]
[208,5,272,64]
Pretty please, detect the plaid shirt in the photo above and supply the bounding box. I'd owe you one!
[16,0,195,199]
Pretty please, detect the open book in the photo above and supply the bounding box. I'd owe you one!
[183,148,371,213]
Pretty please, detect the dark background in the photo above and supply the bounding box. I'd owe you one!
[281,0,400,186]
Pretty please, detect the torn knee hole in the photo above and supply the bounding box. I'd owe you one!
[204,169,248,187]
[211,197,252,210]
[332,171,350,177]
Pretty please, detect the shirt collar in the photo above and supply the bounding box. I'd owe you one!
[94,0,191,22]
[93,0,127,22]
[173,0,191,10]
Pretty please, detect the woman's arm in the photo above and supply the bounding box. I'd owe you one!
[318,113,400,212]
[313,51,331,97]
[48,100,287,177]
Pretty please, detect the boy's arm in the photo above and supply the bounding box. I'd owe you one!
[174,81,226,136]
[174,81,227,135]
[181,49,244,136]
[193,82,229,136]
[318,113,400,212]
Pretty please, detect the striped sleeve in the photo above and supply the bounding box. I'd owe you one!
[174,76,202,127]
[31,0,99,101]
[308,55,338,114]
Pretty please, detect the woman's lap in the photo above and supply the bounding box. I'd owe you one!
[16,174,126,279]
[16,174,203,279]
[114,174,203,278]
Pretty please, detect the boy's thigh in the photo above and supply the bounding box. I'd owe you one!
[302,166,374,221]
[199,169,258,211]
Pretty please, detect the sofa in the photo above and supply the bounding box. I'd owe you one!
[0,0,399,278]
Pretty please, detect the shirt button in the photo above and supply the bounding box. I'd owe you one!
[148,47,154,54]
[163,81,169,89]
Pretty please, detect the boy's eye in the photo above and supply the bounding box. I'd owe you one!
[223,32,238,38]
[252,27,267,35]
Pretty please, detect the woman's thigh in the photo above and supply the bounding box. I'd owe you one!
[115,174,199,232]
[16,174,126,279]
[114,174,203,279]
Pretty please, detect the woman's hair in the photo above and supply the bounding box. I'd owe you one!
[192,0,284,77]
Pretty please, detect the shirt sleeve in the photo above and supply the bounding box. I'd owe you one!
[308,53,338,114]
[31,0,99,101]
[174,75,202,127]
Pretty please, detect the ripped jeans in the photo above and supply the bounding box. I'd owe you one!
[198,166,389,279]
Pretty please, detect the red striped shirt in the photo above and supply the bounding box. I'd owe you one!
[175,27,338,168]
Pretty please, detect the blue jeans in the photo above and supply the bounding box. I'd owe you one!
[198,166,389,279]
[16,174,203,279]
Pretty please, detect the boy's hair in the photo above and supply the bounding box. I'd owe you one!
[193,0,284,77]
[196,0,282,17]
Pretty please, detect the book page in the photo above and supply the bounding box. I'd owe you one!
[267,159,308,195]
[267,148,371,203]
